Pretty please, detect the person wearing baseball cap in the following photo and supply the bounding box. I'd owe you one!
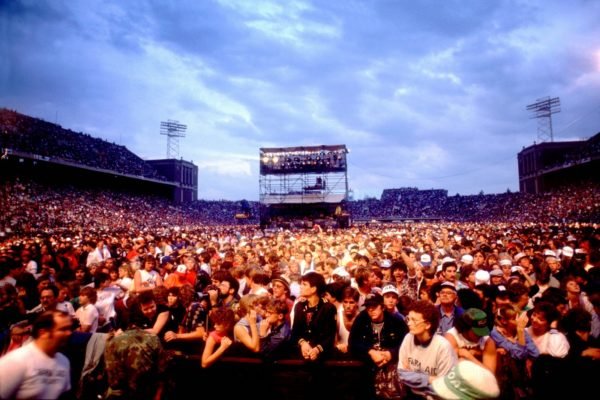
[381,284,402,319]
[436,281,464,335]
[460,254,474,266]
[489,268,505,287]
[420,254,432,267]
[331,266,350,282]
[348,292,408,398]
[444,308,497,373]
[374,259,392,286]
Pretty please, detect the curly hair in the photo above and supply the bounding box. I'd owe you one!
[409,300,439,335]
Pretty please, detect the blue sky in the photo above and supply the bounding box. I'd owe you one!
[1,0,599,200]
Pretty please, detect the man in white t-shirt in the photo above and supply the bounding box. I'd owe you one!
[0,310,73,399]
[86,239,111,267]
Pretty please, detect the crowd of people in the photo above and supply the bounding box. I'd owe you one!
[1,175,598,239]
[541,132,600,172]
[0,108,165,180]
[0,178,261,235]
[3,107,599,225]
[348,181,600,222]
[0,174,598,398]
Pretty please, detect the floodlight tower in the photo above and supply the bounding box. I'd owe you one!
[526,96,560,142]
[160,120,187,159]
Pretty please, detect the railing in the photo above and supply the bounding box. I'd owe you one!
[169,354,370,400]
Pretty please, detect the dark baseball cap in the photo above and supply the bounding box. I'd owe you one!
[364,293,383,308]
[463,308,490,337]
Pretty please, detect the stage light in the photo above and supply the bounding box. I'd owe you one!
[262,156,269,163]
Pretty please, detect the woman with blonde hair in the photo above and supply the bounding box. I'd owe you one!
[490,305,539,399]
[117,263,134,295]
[232,294,261,355]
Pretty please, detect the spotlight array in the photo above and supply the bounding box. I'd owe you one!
[260,145,347,174]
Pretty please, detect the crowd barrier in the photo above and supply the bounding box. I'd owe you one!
[168,354,370,400]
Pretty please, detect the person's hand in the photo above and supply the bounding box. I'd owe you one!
[370,349,384,364]
[308,347,321,360]
[248,309,257,324]
[300,341,312,359]
[582,348,600,360]
[516,312,529,330]
[336,343,348,353]
[207,286,218,296]
[220,336,232,349]
[164,331,177,342]
[259,319,270,336]
[370,349,389,367]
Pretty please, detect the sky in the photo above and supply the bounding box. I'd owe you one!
[1,0,599,201]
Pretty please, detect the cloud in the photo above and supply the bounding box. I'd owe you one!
[198,158,252,177]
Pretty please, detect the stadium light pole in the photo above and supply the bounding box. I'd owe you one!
[526,97,560,143]
[160,120,187,159]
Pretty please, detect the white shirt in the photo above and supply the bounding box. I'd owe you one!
[200,262,211,276]
[446,327,488,351]
[527,328,570,358]
[25,260,38,276]
[138,269,159,289]
[336,304,351,346]
[95,289,117,322]
[118,277,134,291]
[76,303,99,333]
[0,341,71,399]
[86,247,111,267]
[398,333,457,377]
[0,275,17,287]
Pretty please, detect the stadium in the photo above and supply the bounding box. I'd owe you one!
[1,108,599,233]
[1,108,599,399]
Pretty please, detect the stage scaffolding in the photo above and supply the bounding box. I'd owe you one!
[259,145,349,227]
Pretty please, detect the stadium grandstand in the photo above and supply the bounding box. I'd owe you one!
[518,132,600,194]
[1,108,599,229]
[0,108,198,203]
[0,108,166,180]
